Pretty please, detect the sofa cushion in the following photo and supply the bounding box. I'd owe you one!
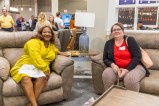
[54,35,61,51]
[0,49,2,57]
[14,31,35,48]
[38,88,63,105]
[140,70,159,95]
[3,87,63,106]
[51,55,74,74]
[125,32,159,49]
[2,72,62,96]
[0,57,10,81]
[0,32,15,48]
[0,79,3,106]
[3,48,23,68]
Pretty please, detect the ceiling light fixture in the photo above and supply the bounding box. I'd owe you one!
[29,0,32,11]
[9,0,19,12]
[3,0,6,9]
[20,0,23,11]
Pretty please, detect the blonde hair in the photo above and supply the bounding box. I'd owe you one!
[37,12,47,25]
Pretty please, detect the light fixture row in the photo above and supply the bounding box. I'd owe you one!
[3,0,32,11]
[18,7,32,11]
[3,6,32,12]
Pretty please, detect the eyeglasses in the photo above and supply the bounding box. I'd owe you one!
[112,29,122,32]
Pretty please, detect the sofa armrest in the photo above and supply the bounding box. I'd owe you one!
[61,63,74,99]
[50,55,74,99]
[91,53,106,69]
[91,53,106,94]
[51,55,74,74]
[0,57,10,81]
[0,79,3,106]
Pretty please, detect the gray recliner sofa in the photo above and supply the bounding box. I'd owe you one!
[58,29,72,52]
[0,31,74,106]
[91,31,159,95]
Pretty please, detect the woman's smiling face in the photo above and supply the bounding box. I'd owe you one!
[42,27,52,42]
[111,25,124,38]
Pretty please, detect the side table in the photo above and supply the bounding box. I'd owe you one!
[69,51,100,79]
[92,85,159,106]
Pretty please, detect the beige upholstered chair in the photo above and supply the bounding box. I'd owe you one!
[91,31,159,95]
[0,31,74,106]
[58,29,72,52]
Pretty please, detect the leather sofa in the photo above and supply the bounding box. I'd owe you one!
[91,31,159,95]
[58,29,72,52]
[0,31,74,106]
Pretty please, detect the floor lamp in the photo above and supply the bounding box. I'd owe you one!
[75,12,95,54]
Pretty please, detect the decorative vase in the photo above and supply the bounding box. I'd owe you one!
[79,30,89,53]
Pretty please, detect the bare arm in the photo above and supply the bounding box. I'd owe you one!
[58,51,69,57]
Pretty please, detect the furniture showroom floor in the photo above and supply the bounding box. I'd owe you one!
[43,56,99,106]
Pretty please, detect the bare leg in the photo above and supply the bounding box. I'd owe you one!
[21,77,38,106]
[34,77,47,100]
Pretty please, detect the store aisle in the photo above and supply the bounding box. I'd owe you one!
[44,78,99,106]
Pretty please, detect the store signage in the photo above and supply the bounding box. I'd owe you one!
[139,0,157,4]
[119,0,157,5]
[119,0,136,5]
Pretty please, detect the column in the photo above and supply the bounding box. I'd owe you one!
[4,0,10,10]
[34,0,38,16]
[51,0,58,16]
[87,0,109,52]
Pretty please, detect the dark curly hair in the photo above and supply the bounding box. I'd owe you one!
[31,25,55,44]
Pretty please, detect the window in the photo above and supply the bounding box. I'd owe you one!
[118,8,135,29]
[116,0,159,30]
[138,7,158,25]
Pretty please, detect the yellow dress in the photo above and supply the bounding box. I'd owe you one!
[10,39,58,83]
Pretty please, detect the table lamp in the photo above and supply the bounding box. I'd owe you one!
[75,12,95,53]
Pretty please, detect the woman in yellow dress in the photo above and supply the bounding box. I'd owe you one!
[10,25,67,106]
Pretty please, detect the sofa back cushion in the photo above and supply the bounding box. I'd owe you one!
[0,57,10,80]
[0,31,61,68]
[0,49,2,57]
[0,31,61,50]
[125,31,159,70]
[0,31,34,48]
[3,72,62,96]
[3,48,23,68]
[58,29,71,52]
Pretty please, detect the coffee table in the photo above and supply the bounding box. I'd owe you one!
[92,85,159,106]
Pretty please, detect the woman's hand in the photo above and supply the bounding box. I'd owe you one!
[44,70,50,81]
[118,68,129,78]
[111,63,120,73]
[58,51,69,57]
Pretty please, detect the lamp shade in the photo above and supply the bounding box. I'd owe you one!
[75,12,95,27]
